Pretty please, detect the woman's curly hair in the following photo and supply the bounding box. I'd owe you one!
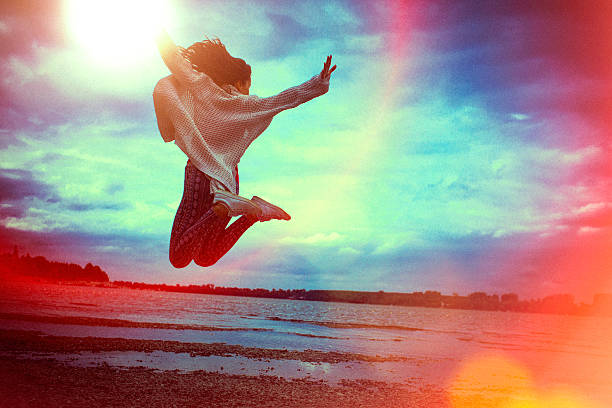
[183,38,251,88]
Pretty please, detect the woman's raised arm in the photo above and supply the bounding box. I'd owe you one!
[155,29,177,58]
[155,29,206,88]
[240,55,336,116]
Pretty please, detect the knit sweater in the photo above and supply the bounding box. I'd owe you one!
[153,46,330,194]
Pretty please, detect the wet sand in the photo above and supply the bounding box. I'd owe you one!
[0,328,450,407]
[0,312,272,332]
[0,329,404,363]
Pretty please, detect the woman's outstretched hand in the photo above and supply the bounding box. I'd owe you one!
[320,55,337,80]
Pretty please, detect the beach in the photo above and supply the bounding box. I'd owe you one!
[0,282,610,407]
[0,328,447,408]
[1,357,445,408]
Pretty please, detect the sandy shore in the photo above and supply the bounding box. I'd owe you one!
[0,357,449,408]
[0,328,450,407]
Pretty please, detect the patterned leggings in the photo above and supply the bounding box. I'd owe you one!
[169,161,255,268]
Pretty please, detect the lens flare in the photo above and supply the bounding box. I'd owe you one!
[65,0,171,66]
[449,353,602,408]
[449,353,533,407]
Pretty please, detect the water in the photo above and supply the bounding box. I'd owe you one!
[1,281,611,404]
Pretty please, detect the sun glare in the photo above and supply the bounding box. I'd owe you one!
[449,353,600,408]
[65,0,171,66]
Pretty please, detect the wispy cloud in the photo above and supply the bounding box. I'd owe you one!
[280,232,343,246]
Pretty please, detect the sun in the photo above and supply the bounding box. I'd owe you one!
[65,0,171,66]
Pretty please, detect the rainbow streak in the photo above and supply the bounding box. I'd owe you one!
[344,0,416,177]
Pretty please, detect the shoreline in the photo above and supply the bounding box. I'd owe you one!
[0,328,405,364]
[0,312,346,340]
[4,279,609,318]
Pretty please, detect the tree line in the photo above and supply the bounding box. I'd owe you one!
[2,246,610,317]
[111,281,612,317]
[0,246,109,283]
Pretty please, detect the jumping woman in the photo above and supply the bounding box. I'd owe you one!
[153,30,336,268]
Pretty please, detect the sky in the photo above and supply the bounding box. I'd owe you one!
[0,0,610,301]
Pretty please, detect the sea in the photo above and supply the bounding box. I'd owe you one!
[0,281,610,406]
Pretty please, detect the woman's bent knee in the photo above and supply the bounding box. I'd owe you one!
[194,257,218,267]
[169,252,191,269]
[195,260,215,267]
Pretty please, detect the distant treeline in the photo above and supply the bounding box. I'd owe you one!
[0,247,109,283]
[112,281,612,317]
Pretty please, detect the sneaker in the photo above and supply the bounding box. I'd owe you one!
[213,190,262,219]
[251,196,291,221]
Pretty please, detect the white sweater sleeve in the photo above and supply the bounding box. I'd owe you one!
[244,75,330,118]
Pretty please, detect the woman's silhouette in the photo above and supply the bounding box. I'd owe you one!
[153,30,336,268]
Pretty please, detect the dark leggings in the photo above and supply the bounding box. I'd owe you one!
[169,161,255,268]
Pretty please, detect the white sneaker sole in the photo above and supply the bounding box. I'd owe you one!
[214,191,261,218]
[252,196,291,221]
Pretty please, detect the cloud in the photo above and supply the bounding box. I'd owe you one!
[402,1,611,132]
[0,222,168,281]
[0,126,182,243]
[577,226,602,236]
[574,202,611,216]
[260,13,312,58]
[338,246,360,256]
[457,1,612,78]
[510,113,529,121]
[64,202,131,212]
[280,232,343,246]
[0,168,57,203]
[0,0,64,60]
[105,183,124,195]
[0,203,24,219]
[563,202,612,230]
[0,47,159,132]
